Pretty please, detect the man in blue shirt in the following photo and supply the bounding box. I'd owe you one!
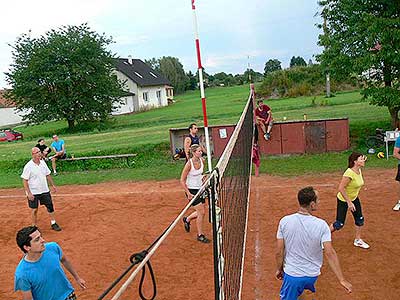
[392,135,400,210]
[15,226,86,300]
[50,135,66,176]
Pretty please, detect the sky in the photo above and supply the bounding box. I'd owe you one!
[0,0,323,89]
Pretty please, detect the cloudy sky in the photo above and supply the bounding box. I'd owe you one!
[0,0,322,88]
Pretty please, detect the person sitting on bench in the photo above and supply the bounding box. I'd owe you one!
[50,135,66,176]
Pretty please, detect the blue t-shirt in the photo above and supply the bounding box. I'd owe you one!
[51,140,65,153]
[395,136,400,164]
[15,242,74,300]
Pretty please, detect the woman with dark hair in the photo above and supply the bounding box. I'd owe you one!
[330,152,370,249]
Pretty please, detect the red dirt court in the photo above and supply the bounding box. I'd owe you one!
[0,169,398,300]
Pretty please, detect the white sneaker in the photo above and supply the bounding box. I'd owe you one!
[353,239,370,249]
[393,201,400,211]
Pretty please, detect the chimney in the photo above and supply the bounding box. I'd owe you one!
[128,55,133,65]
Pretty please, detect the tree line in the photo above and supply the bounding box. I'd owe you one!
[145,56,263,94]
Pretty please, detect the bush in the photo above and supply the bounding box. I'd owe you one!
[259,64,358,98]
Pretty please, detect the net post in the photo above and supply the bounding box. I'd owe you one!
[210,172,221,300]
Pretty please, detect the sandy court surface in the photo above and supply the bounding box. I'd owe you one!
[0,169,399,300]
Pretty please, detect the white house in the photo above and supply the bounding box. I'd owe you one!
[113,57,174,115]
[0,90,26,127]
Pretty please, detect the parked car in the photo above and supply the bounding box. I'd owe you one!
[0,129,23,142]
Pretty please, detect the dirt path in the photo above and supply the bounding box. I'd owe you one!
[0,169,398,299]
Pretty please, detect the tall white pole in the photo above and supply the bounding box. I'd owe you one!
[191,0,212,173]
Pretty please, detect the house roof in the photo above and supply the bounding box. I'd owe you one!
[115,58,171,87]
[0,90,15,108]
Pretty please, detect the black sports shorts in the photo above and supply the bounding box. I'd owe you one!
[187,188,207,206]
[28,192,54,213]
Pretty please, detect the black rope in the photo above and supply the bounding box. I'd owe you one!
[98,180,216,300]
[98,221,175,300]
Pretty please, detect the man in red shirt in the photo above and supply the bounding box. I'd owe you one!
[255,99,273,140]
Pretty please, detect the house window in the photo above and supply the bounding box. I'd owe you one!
[156,90,161,100]
[135,71,143,78]
[143,92,149,102]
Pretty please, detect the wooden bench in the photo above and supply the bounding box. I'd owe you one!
[63,153,137,168]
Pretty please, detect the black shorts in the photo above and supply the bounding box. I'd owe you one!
[333,197,364,229]
[65,292,77,300]
[186,188,207,206]
[396,164,400,181]
[55,153,67,160]
[28,192,54,213]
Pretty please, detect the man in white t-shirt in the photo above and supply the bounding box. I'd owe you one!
[21,147,62,231]
[276,186,352,299]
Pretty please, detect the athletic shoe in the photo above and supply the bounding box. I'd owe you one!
[353,239,369,249]
[51,223,62,231]
[393,200,400,211]
[197,234,210,243]
[263,133,270,141]
[53,172,58,176]
[183,217,190,232]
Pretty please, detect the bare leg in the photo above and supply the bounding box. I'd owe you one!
[194,203,205,235]
[267,122,273,134]
[187,210,198,223]
[48,212,56,223]
[298,290,316,300]
[51,157,57,173]
[355,225,362,240]
[329,223,336,233]
[31,208,38,226]
[256,120,267,134]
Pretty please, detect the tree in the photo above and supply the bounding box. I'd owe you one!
[264,59,282,76]
[5,24,125,130]
[317,0,400,128]
[145,56,188,94]
[290,56,307,68]
[186,71,197,90]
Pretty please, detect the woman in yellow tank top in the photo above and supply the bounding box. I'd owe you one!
[330,152,370,249]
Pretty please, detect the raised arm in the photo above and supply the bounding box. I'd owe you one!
[323,241,352,293]
[61,255,86,289]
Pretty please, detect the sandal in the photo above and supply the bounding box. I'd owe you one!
[197,234,210,243]
[183,217,190,232]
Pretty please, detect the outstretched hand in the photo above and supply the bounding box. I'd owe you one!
[76,277,87,289]
[275,270,283,280]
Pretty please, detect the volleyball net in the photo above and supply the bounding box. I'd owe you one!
[99,89,254,300]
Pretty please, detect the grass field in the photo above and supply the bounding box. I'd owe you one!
[0,85,396,188]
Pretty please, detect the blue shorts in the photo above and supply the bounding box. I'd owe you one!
[280,272,318,300]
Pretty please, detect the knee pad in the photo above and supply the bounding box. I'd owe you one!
[333,221,344,230]
[355,216,364,226]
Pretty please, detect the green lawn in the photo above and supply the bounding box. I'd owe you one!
[0,86,395,188]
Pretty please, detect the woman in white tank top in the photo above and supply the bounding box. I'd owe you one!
[180,144,210,243]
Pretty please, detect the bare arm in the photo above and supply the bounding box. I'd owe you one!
[275,238,284,280]
[61,255,86,289]
[265,109,272,124]
[394,147,400,160]
[338,176,355,211]
[23,179,33,200]
[21,290,33,300]
[184,137,191,160]
[180,162,194,199]
[323,241,352,293]
[46,175,57,193]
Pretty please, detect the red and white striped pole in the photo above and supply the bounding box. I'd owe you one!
[191,0,212,173]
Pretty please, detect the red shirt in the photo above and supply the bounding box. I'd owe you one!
[255,104,271,119]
